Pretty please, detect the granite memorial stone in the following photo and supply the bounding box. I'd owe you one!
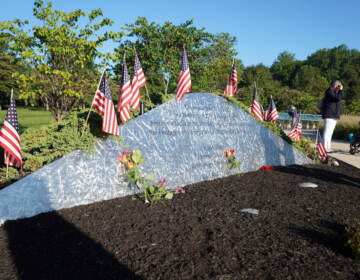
[0,93,313,224]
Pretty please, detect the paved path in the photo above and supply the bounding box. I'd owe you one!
[328,140,360,169]
[286,129,360,169]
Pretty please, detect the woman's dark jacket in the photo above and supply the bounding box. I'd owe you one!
[321,88,343,120]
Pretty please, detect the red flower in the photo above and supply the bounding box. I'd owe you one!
[224,149,236,157]
[260,165,273,171]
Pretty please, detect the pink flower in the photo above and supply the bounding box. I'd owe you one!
[156,178,167,187]
[121,150,133,156]
[176,186,186,194]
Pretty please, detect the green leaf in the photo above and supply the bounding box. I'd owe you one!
[145,173,155,181]
[149,185,155,194]
[131,150,142,164]
[165,192,173,199]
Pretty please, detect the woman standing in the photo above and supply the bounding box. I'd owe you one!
[321,80,344,152]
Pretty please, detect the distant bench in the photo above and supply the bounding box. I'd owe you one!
[278,113,322,130]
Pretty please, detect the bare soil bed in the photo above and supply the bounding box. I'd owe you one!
[0,161,359,280]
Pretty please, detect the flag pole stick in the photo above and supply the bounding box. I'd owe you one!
[132,47,153,109]
[7,89,12,178]
[6,161,9,178]
[82,68,107,135]
[144,84,154,109]
[315,129,319,154]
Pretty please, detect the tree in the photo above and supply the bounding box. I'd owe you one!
[0,0,122,120]
[0,42,23,107]
[306,44,351,81]
[292,65,329,96]
[270,51,301,86]
[114,18,242,98]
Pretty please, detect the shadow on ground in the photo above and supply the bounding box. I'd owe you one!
[4,211,144,280]
[289,220,353,258]
[276,164,360,188]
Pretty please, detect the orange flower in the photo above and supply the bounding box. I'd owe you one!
[118,155,128,164]
[224,150,235,157]
[126,161,134,169]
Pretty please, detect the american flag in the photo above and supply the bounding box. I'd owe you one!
[224,61,237,97]
[316,132,328,161]
[287,116,302,141]
[264,98,279,122]
[129,52,146,110]
[91,71,119,136]
[176,47,191,100]
[0,95,22,168]
[118,57,132,123]
[251,84,263,120]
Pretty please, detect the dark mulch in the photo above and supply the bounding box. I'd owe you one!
[1,161,360,280]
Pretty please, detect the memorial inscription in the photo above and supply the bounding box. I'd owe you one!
[121,93,312,188]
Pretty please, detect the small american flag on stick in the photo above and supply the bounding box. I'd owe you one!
[0,92,22,168]
[118,56,132,123]
[224,61,237,97]
[91,71,119,136]
[287,116,302,141]
[251,83,263,120]
[176,47,191,100]
[316,131,328,162]
[129,52,146,110]
[264,97,279,122]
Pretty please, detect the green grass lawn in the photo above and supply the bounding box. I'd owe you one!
[0,107,54,133]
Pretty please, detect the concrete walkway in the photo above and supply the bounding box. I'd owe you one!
[286,129,360,169]
[328,140,360,169]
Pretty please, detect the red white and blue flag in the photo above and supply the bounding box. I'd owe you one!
[264,98,279,122]
[0,94,22,168]
[91,72,119,136]
[118,57,132,123]
[287,116,302,141]
[224,61,237,97]
[176,48,191,100]
[251,84,263,120]
[130,52,146,110]
[316,131,328,161]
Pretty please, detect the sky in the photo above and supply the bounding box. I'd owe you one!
[1,0,360,67]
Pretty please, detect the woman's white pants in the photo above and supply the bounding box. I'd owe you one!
[323,118,337,151]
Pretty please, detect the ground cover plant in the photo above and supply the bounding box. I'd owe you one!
[0,110,104,189]
[0,160,359,279]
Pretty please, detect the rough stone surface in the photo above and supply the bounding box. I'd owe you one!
[0,93,312,223]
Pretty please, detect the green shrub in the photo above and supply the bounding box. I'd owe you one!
[0,109,104,187]
[21,110,100,169]
[332,122,360,140]
[319,115,360,140]
[0,167,23,189]
[346,219,360,259]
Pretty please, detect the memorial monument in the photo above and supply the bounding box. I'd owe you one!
[0,93,312,223]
